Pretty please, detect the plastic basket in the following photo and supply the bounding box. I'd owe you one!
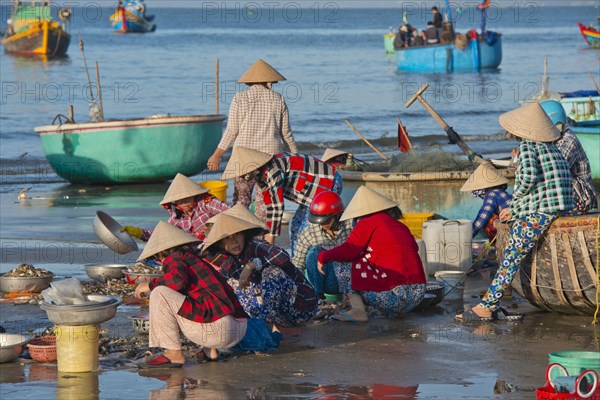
[536,383,600,400]
[401,213,434,239]
[27,336,57,363]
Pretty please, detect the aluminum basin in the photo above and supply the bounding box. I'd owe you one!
[93,211,138,254]
[0,334,30,363]
[41,296,121,325]
[85,264,128,283]
[0,273,54,293]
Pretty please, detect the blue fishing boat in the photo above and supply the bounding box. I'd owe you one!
[395,30,502,72]
[110,0,155,33]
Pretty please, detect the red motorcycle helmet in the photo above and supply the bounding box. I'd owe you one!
[308,191,345,224]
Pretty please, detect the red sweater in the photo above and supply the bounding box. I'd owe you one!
[318,212,426,292]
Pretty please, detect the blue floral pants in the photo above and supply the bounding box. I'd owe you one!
[480,212,558,310]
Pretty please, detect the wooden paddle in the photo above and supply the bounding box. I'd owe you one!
[405,83,491,166]
[344,119,390,162]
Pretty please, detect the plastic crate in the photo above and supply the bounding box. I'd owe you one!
[401,213,434,239]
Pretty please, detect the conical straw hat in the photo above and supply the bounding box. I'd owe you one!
[138,221,200,261]
[498,103,560,142]
[202,213,268,252]
[206,204,268,229]
[237,59,286,84]
[340,186,398,221]
[160,173,209,205]
[460,164,510,192]
[321,148,349,163]
[221,147,273,180]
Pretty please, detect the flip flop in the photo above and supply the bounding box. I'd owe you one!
[330,311,367,323]
[496,307,523,321]
[196,349,220,363]
[454,308,496,323]
[139,354,184,369]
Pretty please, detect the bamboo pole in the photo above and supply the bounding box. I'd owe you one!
[216,57,219,114]
[68,105,74,122]
[95,61,105,121]
[78,32,94,103]
[344,119,389,161]
[589,71,600,94]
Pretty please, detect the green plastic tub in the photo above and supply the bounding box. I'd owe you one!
[548,351,600,376]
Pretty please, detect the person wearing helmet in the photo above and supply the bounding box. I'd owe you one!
[540,100,597,213]
[317,186,426,322]
[293,191,353,299]
[120,173,230,242]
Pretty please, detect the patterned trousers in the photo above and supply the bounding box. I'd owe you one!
[479,212,558,310]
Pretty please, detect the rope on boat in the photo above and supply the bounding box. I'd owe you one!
[592,214,600,326]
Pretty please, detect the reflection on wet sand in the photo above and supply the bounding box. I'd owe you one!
[141,369,238,400]
[56,372,99,400]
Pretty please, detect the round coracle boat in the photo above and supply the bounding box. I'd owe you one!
[494,214,599,315]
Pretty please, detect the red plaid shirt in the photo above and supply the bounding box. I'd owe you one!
[149,251,248,323]
[258,153,335,236]
[141,195,230,241]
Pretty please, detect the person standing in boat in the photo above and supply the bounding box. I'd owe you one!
[461,164,512,240]
[540,100,597,214]
[220,147,342,252]
[121,173,230,242]
[293,191,353,299]
[425,21,439,44]
[206,59,298,218]
[317,186,426,322]
[456,103,574,322]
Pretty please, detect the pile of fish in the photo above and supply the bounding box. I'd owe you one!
[4,263,52,277]
[81,280,135,298]
[126,262,161,275]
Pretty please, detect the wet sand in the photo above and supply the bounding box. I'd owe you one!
[1,179,599,399]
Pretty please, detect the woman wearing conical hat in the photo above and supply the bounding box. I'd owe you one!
[221,146,343,254]
[120,173,230,242]
[460,164,512,240]
[207,59,298,215]
[317,186,427,322]
[134,222,248,368]
[456,103,574,322]
[203,213,318,328]
[320,148,364,172]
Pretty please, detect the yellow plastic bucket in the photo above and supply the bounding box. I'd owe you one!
[55,324,99,372]
[199,180,228,202]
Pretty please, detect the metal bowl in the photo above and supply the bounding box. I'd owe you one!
[414,293,437,311]
[41,296,122,325]
[0,273,54,294]
[85,264,127,283]
[93,211,138,254]
[0,334,30,363]
[426,281,446,306]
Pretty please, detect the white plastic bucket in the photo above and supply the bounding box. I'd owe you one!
[434,271,466,301]
[415,239,428,276]
[422,220,472,276]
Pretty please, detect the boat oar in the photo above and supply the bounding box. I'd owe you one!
[344,119,390,162]
[405,83,491,166]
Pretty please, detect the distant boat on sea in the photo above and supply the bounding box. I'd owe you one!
[577,18,600,49]
[1,0,71,58]
[110,0,156,33]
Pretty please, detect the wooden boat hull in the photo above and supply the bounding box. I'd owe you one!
[110,7,155,33]
[1,20,70,57]
[339,169,515,217]
[578,23,600,48]
[395,34,502,72]
[35,115,225,184]
[495,214,599,315]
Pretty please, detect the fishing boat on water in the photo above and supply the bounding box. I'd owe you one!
[35,114,225,185]
[577,18,600,49]
[110,0,156,33]
[1,0,71,57]
[495,214,599,316]
[386,1,501,72]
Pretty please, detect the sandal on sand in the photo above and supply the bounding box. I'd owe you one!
[454,308,496,322]
[196,349,220,363]
[496,307,523,321]
[140,354,184,369]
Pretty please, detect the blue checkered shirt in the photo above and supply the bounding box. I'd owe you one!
[472,189,512,236]
[292,220,353,270]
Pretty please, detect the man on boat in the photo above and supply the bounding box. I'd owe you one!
[207,59,298,218]
[425,21,439,44]
[540,100,598,214]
